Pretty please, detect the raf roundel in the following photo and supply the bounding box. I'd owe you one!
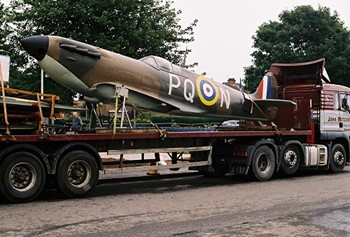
[196,76,219,106]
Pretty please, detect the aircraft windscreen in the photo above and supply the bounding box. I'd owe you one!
[140,56,183,76]
[140,56,158,68]
[140,56,171,70]
[155,57,172,71]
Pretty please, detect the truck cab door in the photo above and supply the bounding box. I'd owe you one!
[338,93,350,133]
[321,92,346,133]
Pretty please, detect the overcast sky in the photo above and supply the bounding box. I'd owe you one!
[172,0,350,83]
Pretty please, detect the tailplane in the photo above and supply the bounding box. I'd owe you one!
[250,72,295,113]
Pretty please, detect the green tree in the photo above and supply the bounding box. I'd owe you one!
[0,3,10,56]
[245,5,350,92]
[7,0,197,104]
[0,3,22,88]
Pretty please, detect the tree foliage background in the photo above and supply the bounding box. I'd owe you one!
[1,0,197,104]
[2,2,350,102]
[244,5,350,92]
[0,3,11,56]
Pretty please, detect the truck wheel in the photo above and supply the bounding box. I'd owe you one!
[330,144,346,173]
[56,150,99,198]
[280,145,300,175]
[0,152,46,203]
[249,145,275,181]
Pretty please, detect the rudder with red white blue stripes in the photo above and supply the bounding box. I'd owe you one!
[253,72,278,99]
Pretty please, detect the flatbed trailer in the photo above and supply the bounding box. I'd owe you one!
[0,125,318,203]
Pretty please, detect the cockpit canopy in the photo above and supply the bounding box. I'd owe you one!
[140,55,182,75]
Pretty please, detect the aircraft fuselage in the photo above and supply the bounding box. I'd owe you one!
[21,35,282,120]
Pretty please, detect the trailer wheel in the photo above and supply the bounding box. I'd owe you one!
[0,152,46,203]
[330,144,346,173]
[249,145,275,181]
[280,145,300,175]
[56,150,99,198]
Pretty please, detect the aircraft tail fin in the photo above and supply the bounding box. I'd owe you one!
[250,72,296,115]
[252,72,278,99]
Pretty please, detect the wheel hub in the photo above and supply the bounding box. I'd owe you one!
[258,155,270,173]
[9,162,36,192]
[284,150,297,167]
[333,151,344,166]
[67,161,91,188]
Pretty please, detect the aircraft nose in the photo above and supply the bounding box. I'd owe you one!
[21,36,49,61]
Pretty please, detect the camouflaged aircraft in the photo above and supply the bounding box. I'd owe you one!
[21,35,295,121]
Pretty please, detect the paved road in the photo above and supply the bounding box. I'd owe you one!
[0,167,350,237]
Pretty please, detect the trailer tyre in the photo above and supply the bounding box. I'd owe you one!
[0,152,46,203]
[249,145,275,181]
[280,145,300,175]
[330,144,346,173]
[56,151,99,198]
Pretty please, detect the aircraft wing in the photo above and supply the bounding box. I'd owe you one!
[0,96,86,112]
